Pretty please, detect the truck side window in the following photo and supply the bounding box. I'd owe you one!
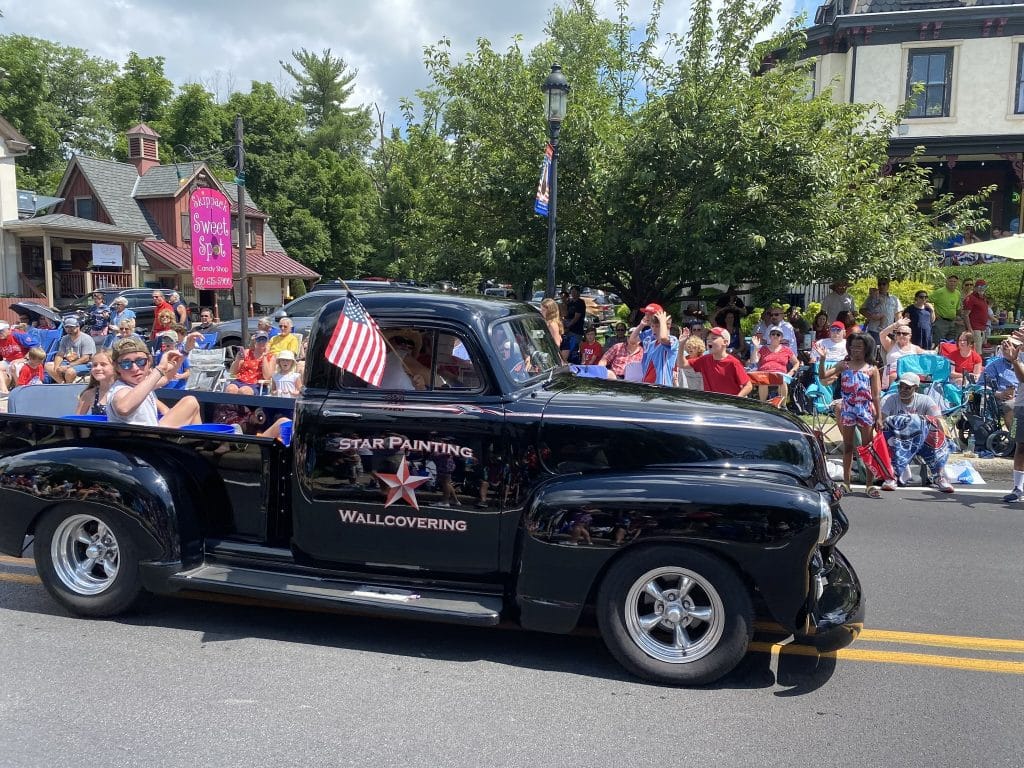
[338,327,483,393]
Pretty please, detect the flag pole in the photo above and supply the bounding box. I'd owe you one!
[337,279,418,381]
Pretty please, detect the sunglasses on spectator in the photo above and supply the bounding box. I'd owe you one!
[895,331,911,336]
[830,327,843,332]
[117,357,150,370]
[916,294,928,299]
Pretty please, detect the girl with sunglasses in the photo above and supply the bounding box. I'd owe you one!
[879,320,924,388]
[107,338,201,427]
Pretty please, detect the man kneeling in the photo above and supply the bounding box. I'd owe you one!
[879,372,953,493]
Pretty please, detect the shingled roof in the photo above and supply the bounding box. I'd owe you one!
[134,162,204,198]
[823,0,1024,15]
[3,213,151,238]
[68,156,155,235]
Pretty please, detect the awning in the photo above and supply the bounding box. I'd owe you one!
[140,240,320,280]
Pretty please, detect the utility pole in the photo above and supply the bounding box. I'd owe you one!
[235,116,249,347]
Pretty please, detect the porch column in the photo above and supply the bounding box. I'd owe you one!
[128,243,138,287]
[42,233,55,306]
[84,268,94,294]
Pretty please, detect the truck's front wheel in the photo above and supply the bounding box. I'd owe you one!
[596,546,753,685]
[34,507,144,617]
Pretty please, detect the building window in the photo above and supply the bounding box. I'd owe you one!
[231,217,256,248]
[1016,45,1024,114]
[181,212,190,242]
[906,48,953,118]
[74,197,96,220]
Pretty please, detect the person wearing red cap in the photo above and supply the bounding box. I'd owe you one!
[677,327,752,397]
[628,305,679,386]
[622,303,679,382]
[963,279,990,353]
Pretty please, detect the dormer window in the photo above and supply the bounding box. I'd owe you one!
[74,196,96,221]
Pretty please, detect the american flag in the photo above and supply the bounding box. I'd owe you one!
[324,292,387,386]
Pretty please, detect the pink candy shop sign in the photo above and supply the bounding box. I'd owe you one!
[189,187,233,290]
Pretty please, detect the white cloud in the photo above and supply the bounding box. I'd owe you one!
[3,0,808,125]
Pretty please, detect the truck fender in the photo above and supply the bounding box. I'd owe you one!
[0,444,224,581]
[513,471,825,634]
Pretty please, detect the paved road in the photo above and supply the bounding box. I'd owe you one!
[1,487,1022,768]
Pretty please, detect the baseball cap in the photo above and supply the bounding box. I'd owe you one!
[708,327,731,343]
[253,332,270,342]
[641,303,664,315]
[975,279,988,287]
[158,333,177,345]
[898,372,921,387]
[276,350,296,361]
[768,325,784,336]
[62,316,79,328]
[830,321,845,330]
[0,322,9,332]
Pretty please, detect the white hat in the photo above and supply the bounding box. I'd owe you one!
[276,350,296,361]
[0,322,9,332]
[898,372,921,387]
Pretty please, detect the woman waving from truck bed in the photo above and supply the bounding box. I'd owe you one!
[107,338,201,427]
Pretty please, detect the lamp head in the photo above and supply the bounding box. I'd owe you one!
[542,63,570,124]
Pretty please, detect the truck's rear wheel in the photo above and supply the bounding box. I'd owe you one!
[34,508,143,617]
[596,546,753,685]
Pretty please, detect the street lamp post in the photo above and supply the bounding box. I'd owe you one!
[542,63,570,300]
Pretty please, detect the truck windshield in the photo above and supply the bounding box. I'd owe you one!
[491,315,563,385]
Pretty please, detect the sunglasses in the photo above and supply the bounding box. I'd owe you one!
[117,357,149,370]
[830,327,843,332]
[895,331,911,336]
[916,295,928,299]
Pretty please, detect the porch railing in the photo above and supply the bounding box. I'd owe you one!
[92,271,133,289]
[57,271,85,298]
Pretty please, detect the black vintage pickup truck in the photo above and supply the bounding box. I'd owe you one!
[0,293,863,685]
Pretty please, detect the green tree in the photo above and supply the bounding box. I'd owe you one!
[280,47,373,155]
[0,35,116,190]
[165,83,230,167]
[108,52,174,133]
[596,0,990,306]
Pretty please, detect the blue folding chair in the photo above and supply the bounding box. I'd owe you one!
[889,353,961,409]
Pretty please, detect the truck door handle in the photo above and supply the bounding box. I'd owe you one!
[323,410,361,419]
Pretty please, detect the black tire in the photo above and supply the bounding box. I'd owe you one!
[987,429,1014,458]
[33,506,144,617]
[596,545,753,686]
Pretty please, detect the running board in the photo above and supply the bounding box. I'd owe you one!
[167,564,503,626]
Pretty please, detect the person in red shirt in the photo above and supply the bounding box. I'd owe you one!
[749,326,800,406]
[678,327,752,397]
[938,331,983,384]
[579,327,603,365]
[150,290,177,340]
[17,347,46,386]
[225,332,275,395]
[963,280,990,354]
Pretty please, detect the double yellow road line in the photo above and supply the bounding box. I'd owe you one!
[3,556,1023,675]
[752,626,1024,675]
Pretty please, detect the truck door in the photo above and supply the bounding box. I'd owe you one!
[293,323,507,576]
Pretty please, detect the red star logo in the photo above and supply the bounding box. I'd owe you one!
[373,456,430,511]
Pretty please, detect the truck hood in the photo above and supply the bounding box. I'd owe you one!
[533,376,827,483]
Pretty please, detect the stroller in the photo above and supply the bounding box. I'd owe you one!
[947,380,1013,457]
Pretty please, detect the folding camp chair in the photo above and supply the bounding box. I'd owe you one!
[791,367,841,455]
[185,347,228,391]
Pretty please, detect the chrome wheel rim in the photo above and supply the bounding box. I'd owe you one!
[50,514,120,595]
[624,566,725,664]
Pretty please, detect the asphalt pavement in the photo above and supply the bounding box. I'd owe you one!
[1,487,1022,768]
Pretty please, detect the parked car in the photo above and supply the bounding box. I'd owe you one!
[58,288,196,336]
[483,287,517,299]
[0,292,863,686]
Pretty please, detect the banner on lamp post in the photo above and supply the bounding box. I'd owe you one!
[189,187,233,290]
[534,144,552,216]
